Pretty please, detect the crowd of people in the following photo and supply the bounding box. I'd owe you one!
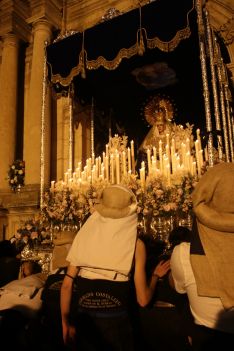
[0,162,233,350]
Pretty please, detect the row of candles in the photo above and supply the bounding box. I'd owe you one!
[50,130,206,191]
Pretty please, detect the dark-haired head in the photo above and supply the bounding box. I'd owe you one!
[169,226,191,249]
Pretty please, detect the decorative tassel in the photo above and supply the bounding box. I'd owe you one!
[138,31,145,56]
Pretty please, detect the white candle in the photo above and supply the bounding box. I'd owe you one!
[196,129,202,150]
[195,140,201,177]
[122,151,127,176]
[51,180,55,191]
[92,152,95,165]
[91,169,95,182]
[166,133,170,147]
[105,156,109,182]
[186,138,190,153]
[75,167,81,179]
[110,154,115,184]
[64,172,68,184]
[166,144,170,164]
[199,149,204,168]
[116,153,120,184]
[140,167,145,189]
[106,144,109,158]
[130,140,135,173]
[181,143,186,167]
[159,141,163,172]
[127,147,131,172]
[166,164,171,186]
[147,149,151,175]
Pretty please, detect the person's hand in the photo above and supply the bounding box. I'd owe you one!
[153,259,170,278]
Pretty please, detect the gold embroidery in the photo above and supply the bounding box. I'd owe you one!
[49,2,194,84]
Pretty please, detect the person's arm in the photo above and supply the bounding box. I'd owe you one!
[60,264,79,346]
[134,238,170,307]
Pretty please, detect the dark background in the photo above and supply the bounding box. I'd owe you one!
[48,0,231,157]
[72,4,204,155]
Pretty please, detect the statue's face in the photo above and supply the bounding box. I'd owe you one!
[156,123,166,134]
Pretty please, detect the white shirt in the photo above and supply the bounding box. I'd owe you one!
[171,242,234,334]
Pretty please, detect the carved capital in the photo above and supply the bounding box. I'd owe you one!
[0,0,31,42]
[2,33,20,48]
[217,17,234,45]
[27,0,62,31]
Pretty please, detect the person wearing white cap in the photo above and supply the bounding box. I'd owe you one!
[60,184,170,350]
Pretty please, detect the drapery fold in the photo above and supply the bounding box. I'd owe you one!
[46,0,195,86]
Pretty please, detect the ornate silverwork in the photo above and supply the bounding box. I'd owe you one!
[100,8,122,22]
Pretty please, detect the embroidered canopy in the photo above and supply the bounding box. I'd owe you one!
[46,0,195,86]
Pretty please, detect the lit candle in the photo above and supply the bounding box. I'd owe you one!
[147,149,151,175]
[166,164,171,186]
[127,147,131,172]
[140,167,145,189]
[116,153,120,184]
[110,154,115,184]
[130,140,135,173]
[195,140,201,177]
[152,158,156,175]
[166,144,170,164]
[196,129,202,150]
[105,156,109,182]
[83,165,87,180]
[75,167,81,179]
[192,161,197,177]
[91,169,95,182]
[122,151,127,176]
[106,144,109,158]
[186,138,191,153]
[181,143,186,167]
[159,141,163,172]
[67,168,72,178]
[199,149,204,168]
[166,133,170,147]
[51,180,55,191]
[64,172,68,184]
[92,152,95,165]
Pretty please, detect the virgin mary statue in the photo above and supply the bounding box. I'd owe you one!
[140,96,173,151]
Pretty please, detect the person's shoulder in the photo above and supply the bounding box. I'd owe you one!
[136,237,145,247]
[135,238,146,256]
[172,242,190,258]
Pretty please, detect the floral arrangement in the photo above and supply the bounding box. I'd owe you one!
[40,178,110,229]
[40,172,198,232]
[136,173,198,219]
[8,160,25,191]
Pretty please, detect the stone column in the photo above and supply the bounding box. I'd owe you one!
[56,96,68,181]
[24,20,52,186]
[0,34,20,189]
[227,63,234,88]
